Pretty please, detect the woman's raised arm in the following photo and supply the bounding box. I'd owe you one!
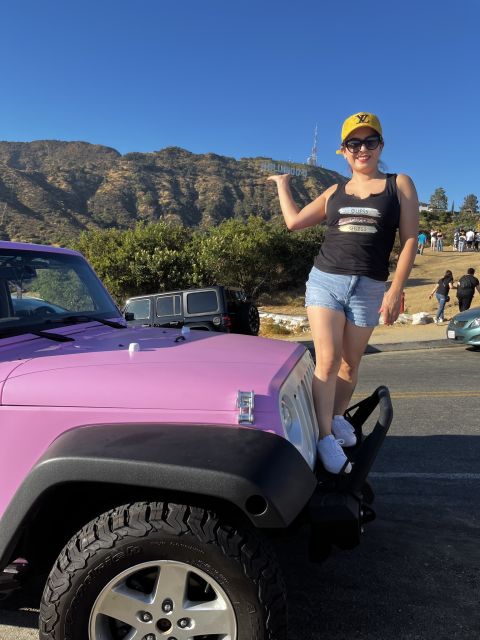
[267,174,337,231]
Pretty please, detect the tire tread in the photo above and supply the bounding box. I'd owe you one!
[39,501,287,639]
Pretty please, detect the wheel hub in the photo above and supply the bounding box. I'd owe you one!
[89,559,237,639]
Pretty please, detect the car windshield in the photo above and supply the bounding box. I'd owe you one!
[0,248,121,335]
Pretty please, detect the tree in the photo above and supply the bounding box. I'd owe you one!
[74,222,193,303]
[71,216,327,302]
[460,194,479,214]
[429,187,448,213]
[187,217,284,297]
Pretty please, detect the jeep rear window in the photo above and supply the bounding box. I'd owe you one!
[228,289,247,302]
[156,295,181,317]
[186,291,219,314]
[126,298,151,320]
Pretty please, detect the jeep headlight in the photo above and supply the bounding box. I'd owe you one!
[281,398,293,434]
[280,396,301,444]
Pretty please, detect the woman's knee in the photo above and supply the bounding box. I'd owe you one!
[314,353,342,380]
[339,358,359,382]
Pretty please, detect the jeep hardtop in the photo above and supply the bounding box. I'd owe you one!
[124,285,260,335]
[0,241,392,640]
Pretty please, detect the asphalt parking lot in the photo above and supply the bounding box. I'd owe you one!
[1,346,479,639]
[279,346,480,639]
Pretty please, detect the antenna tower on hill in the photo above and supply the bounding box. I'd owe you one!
[306,124,318,166]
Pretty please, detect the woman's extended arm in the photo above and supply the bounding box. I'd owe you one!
[267,174,336,230]
[380,174,419,325]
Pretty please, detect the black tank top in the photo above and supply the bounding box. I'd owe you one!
[314,173,400,281]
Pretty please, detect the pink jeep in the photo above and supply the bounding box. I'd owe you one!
[0,241,392,640]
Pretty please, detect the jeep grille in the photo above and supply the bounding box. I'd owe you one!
[279,350,319,469]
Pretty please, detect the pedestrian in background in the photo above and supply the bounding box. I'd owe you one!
[430,229,437,251]
[466,229,475,251]
[417,231,426,254]
[453,229,459,251]
[436,230,444,252]
[475,230,480,251]
[429,269,453,324]
[455,268,480,311]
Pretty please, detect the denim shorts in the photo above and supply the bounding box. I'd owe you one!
[305,267,386,327]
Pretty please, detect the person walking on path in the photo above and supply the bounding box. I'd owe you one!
[430,229,437,251]
[429,269,453,323]
[268,111,418,474]
[458,230,466,252]
[418,231,427,254]
[455,268,480,311]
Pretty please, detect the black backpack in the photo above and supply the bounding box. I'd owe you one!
[459,274,474,290]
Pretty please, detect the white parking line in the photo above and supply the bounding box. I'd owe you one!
[371,472,480,480]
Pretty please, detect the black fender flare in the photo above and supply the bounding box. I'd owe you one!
[0,423,317,568]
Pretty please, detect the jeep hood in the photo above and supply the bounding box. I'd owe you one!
[0,326,305,411]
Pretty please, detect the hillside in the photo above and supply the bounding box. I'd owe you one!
[0,141,344,244]
[261,248,480,319]
[400,249,480,316]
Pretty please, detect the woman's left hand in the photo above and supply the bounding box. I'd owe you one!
[379,289,402,326]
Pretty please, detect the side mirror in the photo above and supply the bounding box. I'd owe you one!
[124,312,134,321]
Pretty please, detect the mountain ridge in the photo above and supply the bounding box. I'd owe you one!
[0,140,345,244]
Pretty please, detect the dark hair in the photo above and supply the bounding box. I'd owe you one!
[444,270,453,278]
[468,267,475,275]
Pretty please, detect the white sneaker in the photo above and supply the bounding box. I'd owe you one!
[317,435,352,474]
[332,415,357,447]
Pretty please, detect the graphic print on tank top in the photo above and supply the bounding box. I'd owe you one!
[337,206,380,234]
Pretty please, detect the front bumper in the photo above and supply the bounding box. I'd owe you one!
[446,324,480,346]
[308,386,393,560]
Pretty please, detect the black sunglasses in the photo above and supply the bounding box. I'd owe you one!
[344,135,383,153]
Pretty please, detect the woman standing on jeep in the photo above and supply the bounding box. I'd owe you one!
[268,112,418,474]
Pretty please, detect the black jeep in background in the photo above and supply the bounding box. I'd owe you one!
[124,285,261,335]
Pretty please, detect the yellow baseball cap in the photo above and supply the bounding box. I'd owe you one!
[336,112,383,154]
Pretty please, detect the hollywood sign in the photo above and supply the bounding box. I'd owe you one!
[260,161,308,178]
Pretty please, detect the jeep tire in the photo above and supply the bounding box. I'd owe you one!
[238,303,260,335]
[39,501,287,640]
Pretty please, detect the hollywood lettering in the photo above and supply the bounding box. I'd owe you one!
[261,161,308,178]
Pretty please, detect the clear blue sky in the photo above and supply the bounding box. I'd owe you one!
[0,0,478,208]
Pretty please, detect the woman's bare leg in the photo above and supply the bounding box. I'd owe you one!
[307,306,346,439]
[334,321,375,416]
